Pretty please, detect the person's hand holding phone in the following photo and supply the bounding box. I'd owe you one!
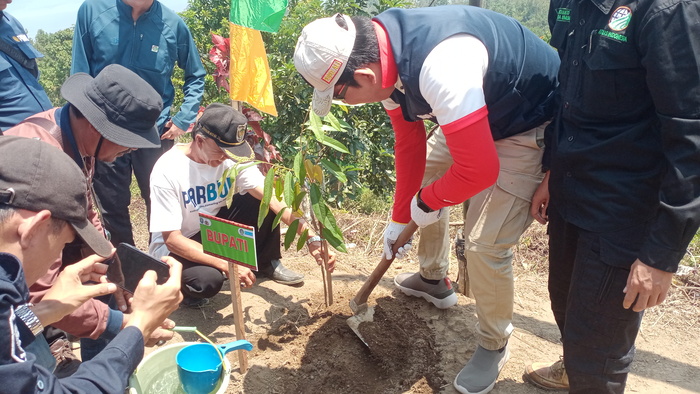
[105,255,131,312]
[126,256,183,341]
[112,287,131,313]
[33,253,118,326]
[107,243,171,294]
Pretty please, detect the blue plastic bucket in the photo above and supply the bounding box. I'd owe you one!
[128,342,229,394]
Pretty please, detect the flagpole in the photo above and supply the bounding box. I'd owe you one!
[226,99,248,373]
[226,0,288,372]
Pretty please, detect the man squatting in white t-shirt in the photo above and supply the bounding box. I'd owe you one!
[148,103,336,306]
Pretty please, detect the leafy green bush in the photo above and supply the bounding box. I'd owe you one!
[345,188,392,215]
[34,28,73,106]
[32,0,553,207]
[262,0,411,207]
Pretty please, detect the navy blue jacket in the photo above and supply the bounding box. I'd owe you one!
[0,253,144,393]
[0,12,52,132]
[375,5,559,140]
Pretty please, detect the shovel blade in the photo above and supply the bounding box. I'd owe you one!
[347,306,374,347]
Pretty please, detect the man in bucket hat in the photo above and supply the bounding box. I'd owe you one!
[295,6,558,393]
[0,136,183,393]
[149,104,335,307]
[4,63,173,370]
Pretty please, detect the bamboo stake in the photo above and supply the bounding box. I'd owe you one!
[320,227,333,306]
[227,262,248,373]
[320,257,329,306]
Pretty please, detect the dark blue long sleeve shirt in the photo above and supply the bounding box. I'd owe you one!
[0,253,144,393]
[0,11,52,132]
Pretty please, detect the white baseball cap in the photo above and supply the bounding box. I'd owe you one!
[294,14,356,117]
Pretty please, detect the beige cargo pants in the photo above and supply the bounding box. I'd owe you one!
[417,124,545,350]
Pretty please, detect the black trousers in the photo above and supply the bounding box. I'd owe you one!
[170,192,281,299]
[548,204,644,394]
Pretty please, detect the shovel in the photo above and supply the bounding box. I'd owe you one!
[348,221,418,345]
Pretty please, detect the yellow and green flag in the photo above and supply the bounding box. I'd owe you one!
[229,0,288,116]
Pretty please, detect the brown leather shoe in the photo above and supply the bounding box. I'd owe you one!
[50,338,82,378]
[524,357,569,391]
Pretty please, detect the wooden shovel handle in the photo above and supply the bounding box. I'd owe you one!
[351,221,418,308]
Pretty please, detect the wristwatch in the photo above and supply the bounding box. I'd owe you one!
[416,190,435,213]
[306,235,323,246]
[15,303,44,336]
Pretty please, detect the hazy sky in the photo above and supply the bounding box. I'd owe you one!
[7,0,189,38]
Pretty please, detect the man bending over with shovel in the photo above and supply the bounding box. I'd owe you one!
[294,6,558,393]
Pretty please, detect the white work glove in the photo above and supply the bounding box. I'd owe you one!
[410,194,444,228]
[383,221,413,260]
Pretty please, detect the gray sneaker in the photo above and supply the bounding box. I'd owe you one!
[394,272,458,309]
[453,343,510,394]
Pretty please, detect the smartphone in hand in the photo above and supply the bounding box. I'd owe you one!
[106,243,170,294]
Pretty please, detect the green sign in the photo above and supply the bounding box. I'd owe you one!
[199,213,257,271]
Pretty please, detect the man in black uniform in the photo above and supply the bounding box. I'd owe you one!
[526,1,700,392]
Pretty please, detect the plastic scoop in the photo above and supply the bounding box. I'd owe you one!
[176,340,253,394]
[170,327,223,364]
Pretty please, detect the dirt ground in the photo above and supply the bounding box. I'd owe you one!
[129,200,700,394]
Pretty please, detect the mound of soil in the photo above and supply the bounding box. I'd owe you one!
[131,201,699,394]
[240,297,444,394]
[358,302,443,389]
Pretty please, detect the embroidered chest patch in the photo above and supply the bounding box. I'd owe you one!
[609,6,632,31]
[556,8,571,22]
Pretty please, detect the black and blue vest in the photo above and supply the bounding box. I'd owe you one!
[374,5,559,140]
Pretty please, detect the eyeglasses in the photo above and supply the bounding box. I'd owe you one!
[333,82,350,101]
